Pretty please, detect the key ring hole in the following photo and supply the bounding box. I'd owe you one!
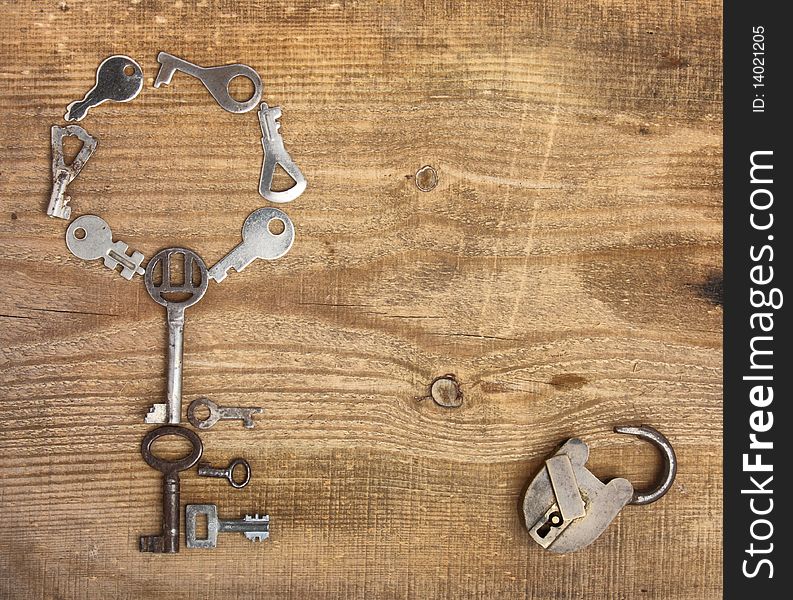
[141,426,203,473]
[193,404,211,422]
[123,64,135,77]
[188,398,220,429]
[227,75,256,102]
[151,435,196,461]
[73,227,87,240]
[268,218,286,235]
[229,459,251,488]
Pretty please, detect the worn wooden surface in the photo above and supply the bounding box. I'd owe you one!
[0,1,722,598]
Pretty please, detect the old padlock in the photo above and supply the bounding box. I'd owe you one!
[522,425,676,554]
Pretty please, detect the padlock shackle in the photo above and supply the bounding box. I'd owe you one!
[614,425,677,506]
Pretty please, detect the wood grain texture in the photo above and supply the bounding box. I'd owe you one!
[0,1,722,598]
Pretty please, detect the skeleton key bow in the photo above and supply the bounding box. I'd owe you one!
[522,425,676,554]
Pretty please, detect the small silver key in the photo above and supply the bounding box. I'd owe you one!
[258,103,307,203]
[187,397,262,429]
[198,458,251,489]
[65,55,143,122]
[144,249,209,425]
[66,215,145,280]
[48,125,98,220]
[153,51,262,114]
[207,207,294,283]
[186,504,270,549]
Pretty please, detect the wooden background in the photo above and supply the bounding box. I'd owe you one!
[0,1,722,598]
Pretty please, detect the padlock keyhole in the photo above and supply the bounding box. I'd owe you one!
[536,511,564,539]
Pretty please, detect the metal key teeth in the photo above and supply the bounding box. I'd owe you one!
[107,243,145,279]
[243,515,270,542]
[145,403,167,424]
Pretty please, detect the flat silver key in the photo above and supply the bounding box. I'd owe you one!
[66,215,145,280]
[186,504,270,549]
[258,103,307,203]
[187,397,262,429]
[207,207,294,283]
[48,125,98,220]
[144,249,209,425]
[153,51,262,114]
[65,55,143,122]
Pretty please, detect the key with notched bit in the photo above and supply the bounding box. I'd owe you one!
[65,55,143,122]
[144,249,209,425]
[207,207,294,283]
[140,426,203,553]
[65,215,145,280]
[188,397,262,429]
[185,504,270,549]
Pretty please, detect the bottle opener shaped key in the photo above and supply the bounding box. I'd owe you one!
[47,125,98,220]
[522,425,676,554]
[258,103,307,203]
[153,52,262,114]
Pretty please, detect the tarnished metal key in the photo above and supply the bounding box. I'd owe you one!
[144,249,209,424]
[187,397,262,429]
[140,426,203,553]
[185,504,270,549]
[207,207,294,283]
[153,51,262,114]
[198,458,251,489]
[65,55,143,121]
[48,125,98,220]
[66,215,145,279]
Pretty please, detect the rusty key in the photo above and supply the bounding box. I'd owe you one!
[139,426,203,553]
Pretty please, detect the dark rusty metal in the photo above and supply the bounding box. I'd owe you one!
[139,425,203,553]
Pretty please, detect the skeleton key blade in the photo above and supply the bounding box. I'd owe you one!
[144,249,209,424]
[208,207,294,283]
[258,103,307,203]
[48,125,98,220]
[65,55,143,121]
[66,215,145,279]
[188,397,262,429]
[186,505,270,549]
[153,51,262,114]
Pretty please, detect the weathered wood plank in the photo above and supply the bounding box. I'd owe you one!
[0,0,722,598]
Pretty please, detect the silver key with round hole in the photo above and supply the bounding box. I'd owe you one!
[188,397,262,429]
[144,248,209,425]
[207,207,294,283]
[65,55,143,122]
[66,215,145,280]
[153,52,262,114]
[185,504,270,549]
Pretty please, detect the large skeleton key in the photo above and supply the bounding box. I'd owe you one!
[65,215,145,279]
[207,207,294,283]
[153,52,262,114]
[144,248,209,424]
[140,426,203,553]
[65,55,143,122]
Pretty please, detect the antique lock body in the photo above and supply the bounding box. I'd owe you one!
[522,425,677,554]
